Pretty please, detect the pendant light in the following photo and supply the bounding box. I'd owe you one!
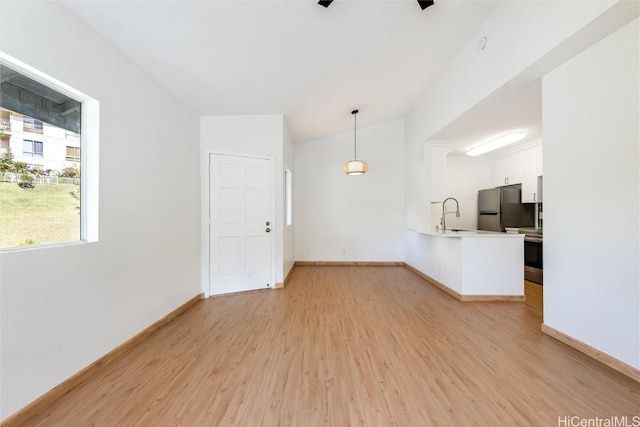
[343,109,369,175]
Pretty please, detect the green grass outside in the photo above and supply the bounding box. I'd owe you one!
[0,182,80,248]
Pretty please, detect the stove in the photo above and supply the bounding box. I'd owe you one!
[519,228,543,284]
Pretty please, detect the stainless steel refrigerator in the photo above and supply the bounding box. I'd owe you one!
[477,185,535,232]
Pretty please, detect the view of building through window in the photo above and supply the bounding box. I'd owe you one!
[0,104,82,248]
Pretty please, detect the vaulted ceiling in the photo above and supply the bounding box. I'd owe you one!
[63,0,501,142]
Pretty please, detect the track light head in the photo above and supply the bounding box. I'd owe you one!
[417,0,435,10]
[318,0,333,7]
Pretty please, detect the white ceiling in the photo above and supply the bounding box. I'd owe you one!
[431,79,542,155]
[63,0,503,142]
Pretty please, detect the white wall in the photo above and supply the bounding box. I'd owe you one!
[542,18,639,369]
[283,122,295,279]
[0,2,201,419]
[199,115,287,286]
[443,154,494,230]
[295,118,404,262]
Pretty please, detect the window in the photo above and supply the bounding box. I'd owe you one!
[1,52,99,250]
[66,146,80,162]
[23,117,43,134]
[284,167,292,226]
[22,139,43,157]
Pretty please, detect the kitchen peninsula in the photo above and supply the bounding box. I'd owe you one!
[407,228,524,301]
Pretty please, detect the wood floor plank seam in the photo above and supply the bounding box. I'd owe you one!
[541,323,640,383]
[2,293,204,427]
[8,267,639,426]
[281,263,297,288]
[406,263,637,382]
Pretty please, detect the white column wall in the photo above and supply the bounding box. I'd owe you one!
[0,2,201,419]
[542,18,639,369]
[295,118,404,262]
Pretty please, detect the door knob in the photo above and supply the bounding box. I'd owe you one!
[266,221,270,226]
[265,227,271,233]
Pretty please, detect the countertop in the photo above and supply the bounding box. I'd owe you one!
[409,227,525,238]
[518,227,543,236]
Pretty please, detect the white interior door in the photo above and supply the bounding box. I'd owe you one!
[209,153,273,295]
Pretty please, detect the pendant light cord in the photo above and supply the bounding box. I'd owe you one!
[352,109,358,160]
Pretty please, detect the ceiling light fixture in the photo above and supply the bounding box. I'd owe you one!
[466,131,527,156]
[343,109,369,175]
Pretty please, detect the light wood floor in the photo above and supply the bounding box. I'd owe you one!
[525,280,543,313]
[23,266,639,426]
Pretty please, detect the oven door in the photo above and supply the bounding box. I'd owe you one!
[524,237,543,270]
[524,237,543,284]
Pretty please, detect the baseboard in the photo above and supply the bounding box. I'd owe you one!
[403,263,525,302]
[1,293,204,427]
[461,295,526,302]
[403,263,462,300]
[294,261,404,266]
[276,263,297,289]
[541,323,640,383]
[284,265,295,284]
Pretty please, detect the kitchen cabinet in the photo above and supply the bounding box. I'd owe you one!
[491,141,542,201]
[493,151,524,187]
[522,144,543,203]
[536,144,543,175]
[411,227,525,298]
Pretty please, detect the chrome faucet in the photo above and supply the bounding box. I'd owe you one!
[441,197,460,233]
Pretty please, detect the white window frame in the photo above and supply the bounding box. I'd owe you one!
[23,116,43,134]
[0,52,100,248]
[284,167,292,226]
[22,139,43,157]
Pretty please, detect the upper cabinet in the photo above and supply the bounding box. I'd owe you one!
[521,143,543,203]
[492,151,524,187]
[492,141,543,202]
[536,144,543,176]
